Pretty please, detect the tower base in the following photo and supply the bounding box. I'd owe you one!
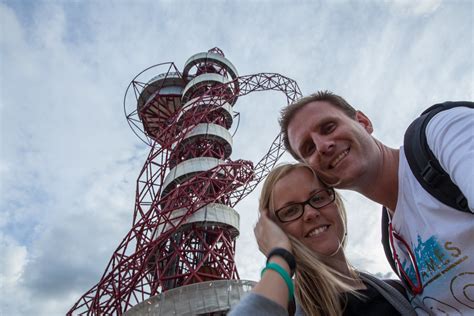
[124,279,256,315]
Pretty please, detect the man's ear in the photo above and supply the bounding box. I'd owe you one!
[355,111,373,134]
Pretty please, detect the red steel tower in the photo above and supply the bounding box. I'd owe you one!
[68,48,301,315]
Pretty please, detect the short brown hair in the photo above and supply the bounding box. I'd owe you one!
[279,91,357,160]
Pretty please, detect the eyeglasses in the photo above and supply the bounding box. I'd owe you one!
[275,188,335,223]
[389,222,423,295]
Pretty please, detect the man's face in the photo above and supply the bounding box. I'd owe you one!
[287,101,375,188]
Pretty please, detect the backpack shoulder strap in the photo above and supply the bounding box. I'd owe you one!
[383,279,407,297]
[359,272,416,315]
[381,207,397,273]
[403,101,473,212]
[381,207,415,286]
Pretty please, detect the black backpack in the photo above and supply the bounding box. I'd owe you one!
[381,101,474,276]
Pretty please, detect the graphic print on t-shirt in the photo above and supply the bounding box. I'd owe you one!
[399,235,468,287]
[398,234,473,314]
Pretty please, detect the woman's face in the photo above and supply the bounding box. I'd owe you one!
[272,167,345,257]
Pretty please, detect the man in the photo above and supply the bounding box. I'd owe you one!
[280,91,473,314]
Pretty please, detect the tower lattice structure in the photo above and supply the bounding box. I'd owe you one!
[68,48,301,315]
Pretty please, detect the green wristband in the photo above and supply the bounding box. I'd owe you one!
[261,262,294,302]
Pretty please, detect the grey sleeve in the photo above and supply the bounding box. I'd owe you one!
[228,292,288,316]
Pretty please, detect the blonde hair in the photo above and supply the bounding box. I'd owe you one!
[259,163,360,316]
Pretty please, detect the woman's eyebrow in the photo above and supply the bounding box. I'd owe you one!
[277,200,298,209]
[309,187,324,196]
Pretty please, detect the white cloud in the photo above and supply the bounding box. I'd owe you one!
[0,234,27,286]
[389,0,443,16]
[0,233,29,315]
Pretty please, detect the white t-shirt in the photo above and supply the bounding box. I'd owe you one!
[391,107,474,315]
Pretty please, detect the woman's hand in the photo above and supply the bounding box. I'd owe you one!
[254,208,292,256]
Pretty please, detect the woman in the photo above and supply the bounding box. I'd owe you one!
[229,163,415,316]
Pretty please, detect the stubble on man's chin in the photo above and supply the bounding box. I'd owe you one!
[318,173,343,188]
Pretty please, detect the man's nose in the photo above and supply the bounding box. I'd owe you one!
[311,133,335,155]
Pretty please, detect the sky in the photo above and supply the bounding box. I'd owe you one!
[0,0,472,314]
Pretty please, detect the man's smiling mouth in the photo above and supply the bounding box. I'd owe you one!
[329,148,349,169]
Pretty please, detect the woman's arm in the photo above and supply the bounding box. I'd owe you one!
[252,209,293,309]
[229,209,295,315]
[228,292,289,316]
[253,255,292,309]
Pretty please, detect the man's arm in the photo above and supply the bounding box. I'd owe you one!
[426,106,474,211]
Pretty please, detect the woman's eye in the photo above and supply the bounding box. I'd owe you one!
[311,193,328,204]
[311,195,322,203]
[282,206,299,216]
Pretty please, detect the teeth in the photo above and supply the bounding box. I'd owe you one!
[330,149,349,168]
[307,225,328,237]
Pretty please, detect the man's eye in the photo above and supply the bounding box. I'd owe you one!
[323,123,335,134]
[303,143,315,157]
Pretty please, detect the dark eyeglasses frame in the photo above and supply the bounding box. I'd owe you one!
[275,188,335,223]
[388,222,423,295]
